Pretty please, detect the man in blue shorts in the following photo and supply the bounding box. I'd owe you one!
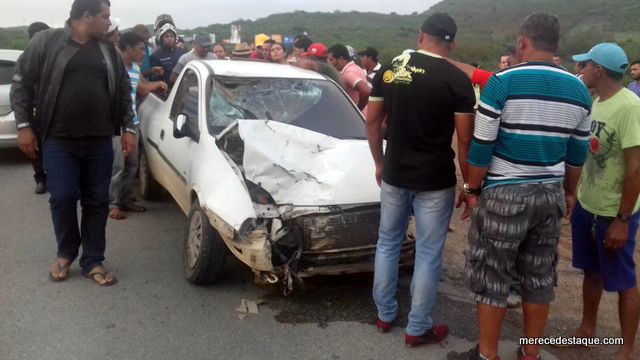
[570,43,640,360]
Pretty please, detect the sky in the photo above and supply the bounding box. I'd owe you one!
[3,0,441,29]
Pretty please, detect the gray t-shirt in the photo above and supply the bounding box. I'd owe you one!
[172,51,216,75]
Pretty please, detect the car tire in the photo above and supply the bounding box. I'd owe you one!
[139,150,163,201]
[184,200,226,284]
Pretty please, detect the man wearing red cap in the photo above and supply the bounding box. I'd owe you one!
[297,43,344,89]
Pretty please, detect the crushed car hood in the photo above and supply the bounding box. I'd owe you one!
[237,120,380,206]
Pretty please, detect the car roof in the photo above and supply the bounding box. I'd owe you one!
[0,49,22,62]
[197,59,327,80]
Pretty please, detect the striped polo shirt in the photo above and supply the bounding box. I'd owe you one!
[468,62,593,188]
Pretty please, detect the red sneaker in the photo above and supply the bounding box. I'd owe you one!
[375,316,393,333]
[405,324,449,347]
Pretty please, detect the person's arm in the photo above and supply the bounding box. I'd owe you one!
[138,73,167,96]
[564,109,592,217]
[604,146,640,250]
[366,100,385,186]
[446,57,477,79]
[365,68,387,186]
[466,75,507,204]
[445,58,494,88]
[11,31,46,158]
[115,52,136,156]
[354,79,370,110]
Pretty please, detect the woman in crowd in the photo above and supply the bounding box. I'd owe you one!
[213,43,228,60]
[270,42,287,64]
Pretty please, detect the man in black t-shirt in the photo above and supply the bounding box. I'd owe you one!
[12,0,136,286]
[367,12,476,347]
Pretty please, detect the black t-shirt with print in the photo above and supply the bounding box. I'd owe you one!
[370,50,475,191]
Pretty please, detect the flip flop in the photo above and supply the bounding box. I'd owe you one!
[109,208,126,220]
[49,259,71,282]
[83,266,118,287]
[121,203,146,213]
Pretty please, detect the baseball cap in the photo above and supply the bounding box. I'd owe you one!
[301,43,328,58]
[358,47,378,59]
[421,12,457,42]
[193,33,212,48]
[572,43,629,74]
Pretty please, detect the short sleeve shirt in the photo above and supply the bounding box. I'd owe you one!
[578,88,640,216]
[370,50,476,191]
[628,82,640,98]
[172,51,216,75]
[341,61,368,105]
[127,63,141,125]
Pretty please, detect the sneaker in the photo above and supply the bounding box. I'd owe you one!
[506,291,522,309]
[405,324,449,347]
[447,345,500,360]
[516,346,542,360]
[34,181,47,194]
[375,316,393,333]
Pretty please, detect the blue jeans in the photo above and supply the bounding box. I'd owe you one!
[373,181,455,336]
[42,136,113,274]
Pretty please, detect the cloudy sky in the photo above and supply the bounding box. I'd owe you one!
[3,0,441,29]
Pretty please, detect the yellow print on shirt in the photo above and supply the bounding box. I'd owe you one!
[389,53,413,84]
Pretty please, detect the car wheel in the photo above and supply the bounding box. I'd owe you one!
[139,150,163,201]
[184,200,226,284]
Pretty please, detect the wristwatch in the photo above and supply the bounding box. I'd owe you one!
[616,213,631,222]
[463,183,482,196]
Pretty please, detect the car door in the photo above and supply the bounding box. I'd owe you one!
[158,68,202,213]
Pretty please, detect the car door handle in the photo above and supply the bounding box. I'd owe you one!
[160,129,165,140]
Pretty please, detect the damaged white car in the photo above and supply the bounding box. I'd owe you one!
[138,60,415,292]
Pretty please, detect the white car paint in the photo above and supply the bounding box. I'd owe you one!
[139,60,414,285]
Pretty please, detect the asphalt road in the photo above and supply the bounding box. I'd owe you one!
[0,147,559,360]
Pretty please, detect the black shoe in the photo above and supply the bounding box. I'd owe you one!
[447,345,498,360]
[35,181,47,194]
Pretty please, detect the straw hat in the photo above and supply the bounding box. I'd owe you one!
[232,42,252,56]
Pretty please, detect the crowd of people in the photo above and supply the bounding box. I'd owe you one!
[8,1,640,360]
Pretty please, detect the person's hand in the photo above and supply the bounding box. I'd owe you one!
[17,128,38,159]
[151,66,164,76]
[604,218,629,251]
[564,193,575,219]
[456,192,471,220]
[467,194,478,210]
[154,81,168,93]
[375,163,383,187]
[121,132,136,158]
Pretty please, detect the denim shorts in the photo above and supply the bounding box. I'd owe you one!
[571,201,639,292]
[465,182,565,308]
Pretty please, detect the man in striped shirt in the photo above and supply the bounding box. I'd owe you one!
[449,13,592,360]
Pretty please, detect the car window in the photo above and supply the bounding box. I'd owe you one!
[170,69,199,124]
[0,60,16,85]
[206,77,366,140]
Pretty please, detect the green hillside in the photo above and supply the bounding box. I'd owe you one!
[2,0,639,70]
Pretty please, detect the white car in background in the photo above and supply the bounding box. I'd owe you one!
[138,60,415,292]
[0,49,21,148]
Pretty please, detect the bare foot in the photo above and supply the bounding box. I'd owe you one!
[49,258,71,282]
[109,208,126,220]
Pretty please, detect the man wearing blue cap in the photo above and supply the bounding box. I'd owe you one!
[569,43,640,360]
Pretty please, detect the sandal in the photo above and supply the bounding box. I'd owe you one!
[121,203,146,213]
[109,208,126,220]
[49,259,71,282]
[83,266,118,287]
